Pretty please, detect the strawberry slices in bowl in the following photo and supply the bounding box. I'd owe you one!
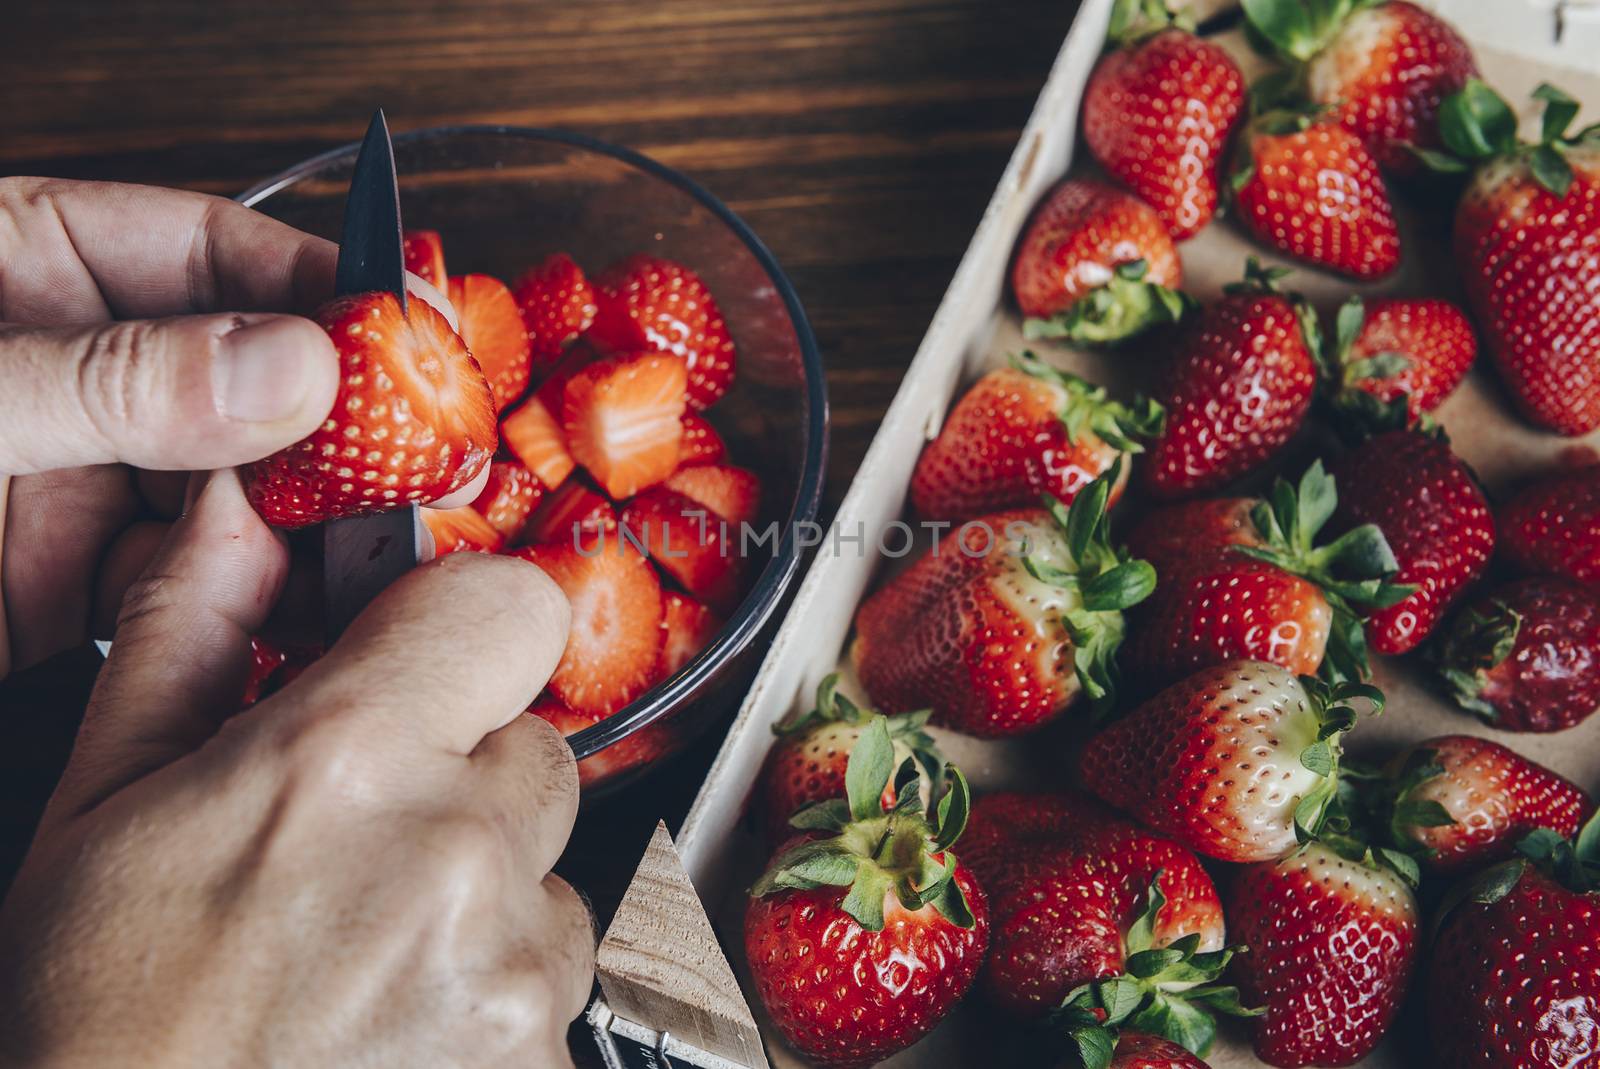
[239,126,826,794]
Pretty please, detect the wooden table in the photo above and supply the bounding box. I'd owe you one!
[2,0,1075,1059]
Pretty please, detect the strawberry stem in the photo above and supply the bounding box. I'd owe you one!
[1012,352,1166,452]
[1022,261,1196,345]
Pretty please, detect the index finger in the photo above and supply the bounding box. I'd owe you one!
[0,177,337,325]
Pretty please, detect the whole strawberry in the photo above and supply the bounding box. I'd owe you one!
[853,465,1155,736]
[759,675,943,845]
[960,792,1255,1061]
[244,292,497,528]
[1081,660,1383,863]
[1244,0,1478,173]
[1436,577,1600,732]
[1380,735,1593,874]
[1228,844,1419,1067]
[1231,115,1401,279]
[1083,1,1246,239]
[744,723,987,1069]
[1499,464,1600,586]
[1145,260,1318,498]
[1430,81,1600,434]
[1329,430,1494,654]
[1124,462,1411,684]
[1326,296,1477,431]
[1011,179,1190,343]
[512,252,597,375]
[588,253,736,410]
[910,355,1162,522]
[1426,818,1600,1069]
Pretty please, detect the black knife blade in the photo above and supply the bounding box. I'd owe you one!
[323,109,423,642]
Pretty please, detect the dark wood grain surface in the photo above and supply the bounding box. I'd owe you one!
[1,0,1075,1060]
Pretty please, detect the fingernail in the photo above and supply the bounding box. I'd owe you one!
[214,317,324,423]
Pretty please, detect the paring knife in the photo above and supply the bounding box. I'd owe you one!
[323,109,424,642]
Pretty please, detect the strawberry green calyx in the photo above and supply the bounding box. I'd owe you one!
[751,717,976,931]
[1104,0,1196,48]
[1026,460,1158,716]
[773,673,946,784]
[1434,598,1521,721]
[1048,879,1261,1069]
[1229,460,1414,683]
[1288,675,1386,844]
[1324,295,1421,436]
[1420,79,1600,196]
[1011,352,1166,453]
[1022,260,1196,345]
[1241,0,1377,64]
[1363,746,1457,868]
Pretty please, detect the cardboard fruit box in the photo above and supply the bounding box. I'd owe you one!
[595,1,1600,1066]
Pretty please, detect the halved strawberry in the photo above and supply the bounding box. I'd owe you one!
[244,293,497,528]
[513,252,598,374]
[658,591,721,679]
[622,487,744,611]
[526,696,668,788]
[562,352,687,499]
[470,460,544,542]
[662,463,761,527]
[588,254,736,410]
[500,394,575,491]
[449,273,533,412]
[513,540,663,716]
[402,229,446,288]
[524,478,618,550]
[423,506,504,556]
[678,412,726,467]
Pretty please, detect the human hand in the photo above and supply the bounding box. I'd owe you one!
[0,470,590,1067]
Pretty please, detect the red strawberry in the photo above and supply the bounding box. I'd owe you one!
[499,394,575,491]
[526,697,667,789]
[1010,180,1189,343]
[1125,462,1411,684]
[1436,577,1600,733]
[1245,0,1478,173]
[470,460,543,542]
[1500,465,1600,586]
[401,229,446,288]
[244,293,496,528]
[1426,819,1600,1069]
[853,467,1155,736]
[662,463,761,527]
[448,273,532,412]
[744,728,987,1069]
[677,411,726,467]
[1381,735,1593,874]
[960,793,1247,1058]
[656,590,720,679]
[524,477,617,549]
[910,357,1162,522]
[588,254,736,410]
[1231,117,1400,279]
[1081,661,1382,862]
[620,487,743,611]
[1145,261,1319,498]
[1434,82,1600,434]
[1328,430,1494,655]
[422,506,504,556]
[1099,1034,1210,1069]
[759,677,943,846]
[243,636,288,706]
[1327,296,1477,430]
[512,252,597,374]
[512,539,663,717]
[1082,14,1246,240]
[1227,843,1419,1067]
[562,352,686,498]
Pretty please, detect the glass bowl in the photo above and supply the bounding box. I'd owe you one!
[239,126,827,795]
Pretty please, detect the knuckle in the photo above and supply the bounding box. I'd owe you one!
[75,320,168,443]
[421,811,504,884]
[113,568,179,632]
[272,712,378,803]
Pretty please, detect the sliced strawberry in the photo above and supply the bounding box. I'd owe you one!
[402,229,446,288]
[662,463,761,527]
[526,697,668,788]
[449,273,533,412]
[244,293,497,528]
[513,540,663,716]
[524,478,618,549]
[678,411,726,467]
[621,487,744,611]
[588,254,736,410]
[423,506,504,556]
[657,591,721,679]
[500,394,575,491]
[513,252,598,373]
[562,352,686,498]
[471,460,544,541]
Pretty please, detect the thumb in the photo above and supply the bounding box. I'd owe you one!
[0,312,339,475]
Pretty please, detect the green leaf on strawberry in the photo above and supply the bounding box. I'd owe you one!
[1012,352,1166,453]
[1434,598,1523,720]
[1022,259,1196,345]
[1427,79,1589,196]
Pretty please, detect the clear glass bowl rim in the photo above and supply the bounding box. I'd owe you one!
[237,124,829,760]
